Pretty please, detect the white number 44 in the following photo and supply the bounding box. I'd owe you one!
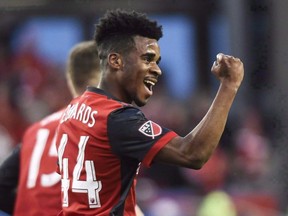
[58,134,102,208]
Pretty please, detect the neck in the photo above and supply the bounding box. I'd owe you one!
[99,78,132,104]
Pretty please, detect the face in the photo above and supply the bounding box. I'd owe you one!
[119,36,162,106]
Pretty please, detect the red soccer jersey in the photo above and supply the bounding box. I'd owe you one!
[56,87,177,216]
[14,110,64,216]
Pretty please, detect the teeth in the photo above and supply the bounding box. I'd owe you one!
[144,80,156,91]
[144,80,155,86]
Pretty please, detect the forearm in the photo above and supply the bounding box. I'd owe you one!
[154,53,244,169]
[181,84,238,167]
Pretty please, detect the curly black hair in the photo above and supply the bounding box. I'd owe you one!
[94,9,163,59]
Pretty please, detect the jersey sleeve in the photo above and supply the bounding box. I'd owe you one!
[0,144,20,214]
[107,106,177,167]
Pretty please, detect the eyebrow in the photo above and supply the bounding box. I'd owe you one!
[142,52,161,64]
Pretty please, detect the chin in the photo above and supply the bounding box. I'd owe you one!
[134,98,148,107]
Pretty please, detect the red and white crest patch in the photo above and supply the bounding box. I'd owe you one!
[138,120,162,139]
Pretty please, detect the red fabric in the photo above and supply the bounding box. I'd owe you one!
[142,131,177,167]
[14,110,64,216]
[56,90,176,215]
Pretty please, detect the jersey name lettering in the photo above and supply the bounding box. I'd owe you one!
[60,103,98,127]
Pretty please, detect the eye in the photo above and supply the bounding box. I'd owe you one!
[143,55,153,63]
[156,58,161,65]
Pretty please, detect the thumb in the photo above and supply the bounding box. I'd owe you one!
[211,53,223,72]
[216,53,224,65]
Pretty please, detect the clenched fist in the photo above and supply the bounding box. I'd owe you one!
[211,53,244,91]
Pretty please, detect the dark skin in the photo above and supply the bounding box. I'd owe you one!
[99,36,161,107]
[99,35,244,170]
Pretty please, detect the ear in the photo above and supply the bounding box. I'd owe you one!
[108,53,123,70]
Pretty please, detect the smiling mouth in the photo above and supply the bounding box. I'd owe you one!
[144,80,156,91]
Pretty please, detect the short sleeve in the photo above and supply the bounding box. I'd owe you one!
[107,106,177,166]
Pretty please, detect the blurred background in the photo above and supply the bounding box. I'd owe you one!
[1,0,288,215]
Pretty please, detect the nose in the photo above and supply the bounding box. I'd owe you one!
[151,63,162,77]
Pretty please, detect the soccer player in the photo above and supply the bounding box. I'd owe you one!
[0,41,101,216]
[55,9,244,216]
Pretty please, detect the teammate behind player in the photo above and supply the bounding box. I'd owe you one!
[55,9,244,216]
[0,41,101,216]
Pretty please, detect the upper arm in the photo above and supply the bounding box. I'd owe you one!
[0,144,20,214]
[108,106,177,166]
[152,136,185,166]
[153,136,203,169]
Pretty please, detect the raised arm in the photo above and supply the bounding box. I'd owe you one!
[154,53,244,169]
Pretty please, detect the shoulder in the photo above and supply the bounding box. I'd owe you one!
[23,109,64,138]
[39,109,65,126]
[109,106,144,120]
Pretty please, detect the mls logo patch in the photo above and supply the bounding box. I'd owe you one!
[138,120,162,139]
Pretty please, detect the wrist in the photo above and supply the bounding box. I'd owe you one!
[219,81,241,93]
